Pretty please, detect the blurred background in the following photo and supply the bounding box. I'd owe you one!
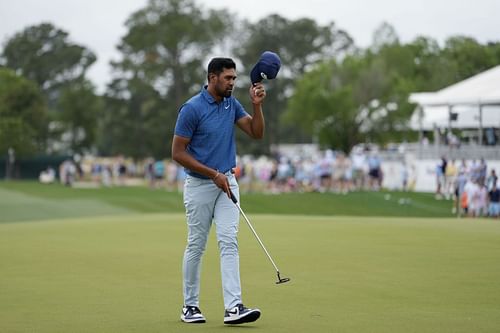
[1,0,500,210]
[2,3,500,332]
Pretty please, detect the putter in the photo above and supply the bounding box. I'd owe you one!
[229,190,290,284]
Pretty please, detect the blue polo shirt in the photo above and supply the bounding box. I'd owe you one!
[174,86,249,178]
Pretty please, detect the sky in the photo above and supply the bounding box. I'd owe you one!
[1,0,499,92]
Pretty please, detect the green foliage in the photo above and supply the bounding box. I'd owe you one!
[100,79,168,159]
[233,15,354,153]
[1,23,99,155]
[406,36,456,90]
[101,0,231,159]
[371,21,400,51]
[56,79,103,154]
[285,60,362,152]
[443,36,497,80]
[285,23,500,152]
[1,23,96,106]
[2,12,500,157]
[0,68,47,155]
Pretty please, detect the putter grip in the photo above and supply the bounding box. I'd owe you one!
[229,190,238,204]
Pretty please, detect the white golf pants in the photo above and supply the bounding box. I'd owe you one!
[182,172,241,309]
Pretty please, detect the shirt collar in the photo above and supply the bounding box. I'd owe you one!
[201,85,228,104]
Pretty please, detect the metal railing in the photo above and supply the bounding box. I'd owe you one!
[378,143,500,161]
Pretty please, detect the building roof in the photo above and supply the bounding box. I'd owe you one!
[409,65,500,130]
[409,65,500,107]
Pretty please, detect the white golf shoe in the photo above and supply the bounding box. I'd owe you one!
[224,303,261,324]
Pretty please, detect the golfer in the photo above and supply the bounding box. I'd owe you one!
[172,57,266,324]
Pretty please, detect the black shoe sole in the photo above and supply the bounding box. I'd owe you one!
[224,310,261,325]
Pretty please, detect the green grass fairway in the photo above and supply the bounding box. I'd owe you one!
[2,214,500,333]
[0,181,453,223]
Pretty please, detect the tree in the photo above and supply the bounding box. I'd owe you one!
[371,22,400,52]
[100,78,166,159]
[2,23,99,155]
[285,43,418,152]
[234,15,354,154]
[1,23,96,107]
[101,0,231,159]
[54,79,102,154]
[285,30,500,153]
[406,36,457,91]
[487,41,500,64]
[442,36,497,81]
[284,60,362,152]
[0,68,48,155]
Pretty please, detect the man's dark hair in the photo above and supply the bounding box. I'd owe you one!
[207,57,236,81]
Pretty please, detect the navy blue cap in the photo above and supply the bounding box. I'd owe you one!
[250,51,281,84]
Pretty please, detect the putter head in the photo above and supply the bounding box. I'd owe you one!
[276,277,290,284]
[276,272,290,284]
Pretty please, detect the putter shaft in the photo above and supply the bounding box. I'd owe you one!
[235,203,281,273]
[229,190,290,284]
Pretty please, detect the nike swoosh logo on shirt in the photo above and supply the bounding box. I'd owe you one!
[225,104,230,109]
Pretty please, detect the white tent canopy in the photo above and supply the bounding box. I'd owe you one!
[409,65,500,106]
[409,65,500,135]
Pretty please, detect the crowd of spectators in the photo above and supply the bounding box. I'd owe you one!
[47,148,499,219]
[232,149,385,194]
[66,148,388,195]
[436,157,499,218]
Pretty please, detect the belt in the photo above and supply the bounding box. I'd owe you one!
[223,168,235,175]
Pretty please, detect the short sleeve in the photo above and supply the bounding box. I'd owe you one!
[175,104,197,138]
[234,99,249,123]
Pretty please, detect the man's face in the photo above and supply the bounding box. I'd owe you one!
[212,68,237,98]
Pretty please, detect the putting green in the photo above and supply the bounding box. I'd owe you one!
[1,213,499,332]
